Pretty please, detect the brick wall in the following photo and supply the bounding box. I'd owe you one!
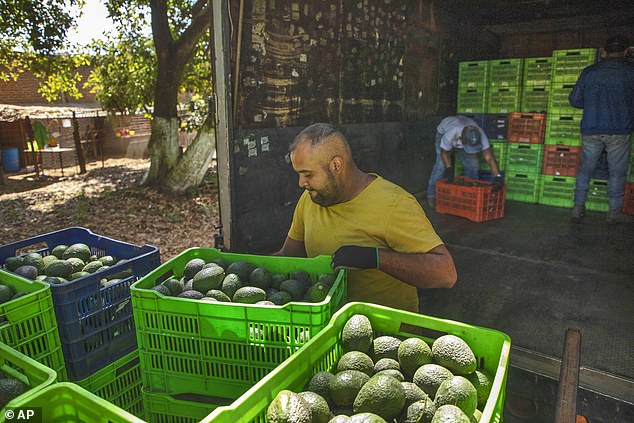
[0,66,97,104]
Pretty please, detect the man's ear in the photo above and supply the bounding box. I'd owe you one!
[330,156,344,174]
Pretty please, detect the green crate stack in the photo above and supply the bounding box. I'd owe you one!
[545,115,583,146]
[488,58,523,87]
[486,86,521,113]
[76,349,144,419]
[454,140,508,176]
[459,60,489,88]
[521,85,549,113]
[547,82,582,116]
[506,143,544,173]
[551,48,597,83]
[628,139,634,182]
[523,57,554,87]
[457,87,487,113]
[0,272,67,381]
[505,172,542,203]
[586,179,609,212]
[538,175,576,208]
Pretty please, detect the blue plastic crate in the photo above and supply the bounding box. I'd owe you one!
[0,227,160,381]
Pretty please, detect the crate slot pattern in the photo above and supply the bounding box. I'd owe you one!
[506,144,544,173]
[586,179,609,212]
[523,57,553,86]
[486,86,521,113]
[483,114,509,140]
[505,172,542,203]
[542,145,582,176]
[551,48,597,83]
[538,176,576,208]
[507,113,546,144]
[488,59,523,87]
[142,389,227,423]
[459,61,489,88]
[203,302,511,423]
[436,177,506,222]
[548,83,582,116]
[520,85,550,113]
[458,87,487,113]
[545,115,582,146]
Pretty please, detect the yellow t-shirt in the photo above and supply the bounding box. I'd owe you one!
[288,175,443,312]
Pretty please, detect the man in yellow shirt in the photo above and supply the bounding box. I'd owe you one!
[275,123,457,312]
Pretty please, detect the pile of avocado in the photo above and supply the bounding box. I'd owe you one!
[0,373,29,408]
[2,243,130,286]
[266,314,493,423]
[152,257,337,305]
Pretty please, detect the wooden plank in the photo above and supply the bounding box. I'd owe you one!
[555,328,582,423]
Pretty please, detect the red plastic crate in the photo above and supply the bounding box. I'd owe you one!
[436,177,506,222]
[507,112,547,144]
[542,145,582,177]
[624,183,634,215]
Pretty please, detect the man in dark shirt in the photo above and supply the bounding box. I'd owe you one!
[569,35,634,224]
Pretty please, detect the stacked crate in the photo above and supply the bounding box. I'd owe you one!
[521,57,553,113]
[487,59,523,114]
[457,61,488,114]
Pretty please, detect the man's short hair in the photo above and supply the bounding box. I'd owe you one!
[605,35,630,54]
[289,123,344,152]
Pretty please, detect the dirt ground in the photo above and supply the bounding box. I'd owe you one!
[0,158,220,261]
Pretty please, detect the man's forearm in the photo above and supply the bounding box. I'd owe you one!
[377,245,457,289]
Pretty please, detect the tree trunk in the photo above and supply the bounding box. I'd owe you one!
[143,116,181,187]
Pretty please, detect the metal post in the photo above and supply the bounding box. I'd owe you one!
[210,0,235,250]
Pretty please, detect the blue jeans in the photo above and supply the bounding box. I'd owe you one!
[574,134,632,210]
[427,132,479,198]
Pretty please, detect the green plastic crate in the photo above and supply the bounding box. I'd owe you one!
[0,272,66,380]
[506,143,544,173]
[0,342,57,411]
[551,48,597,83]
[545,115,582,146]
[5,382,144,423]
[521,85,549,113]
[486,86,521,114]
[586,179,609,212]
[459,60,489,88]
[548,82,582,116]
[203,302,511,423]
[506,172,541,203]
[523,57,553,87]
[627,143,634,182]
[142,389,232,423]
[488,58,523,87]
[130,248,347,397]
[76,349,143,419]
[454,140,508,176]
[538,175,576,208]
[458,87,487,113]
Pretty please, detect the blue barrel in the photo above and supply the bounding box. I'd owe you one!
[1,147,20,172]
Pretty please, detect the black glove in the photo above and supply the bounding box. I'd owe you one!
[443,166,454,183]
[331,246,379,271]
[492,174,504,192]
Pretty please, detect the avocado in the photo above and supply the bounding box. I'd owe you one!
[66,257,85,274]
[233,287,267,304]
[268,290,293,305]
[299,391,333,423]
[162,278,184,296]
[3,256,23,272]
[336,351,375,377]
[225,261,257,283]
[200,297,219,303]
[306,371,335,405]
[210,257,229,270]
[413,364,454,398]
[399,397,436,423]
[271,273,287,290]
[43,276,66,285]
[22,253,44,273]
[0,285,16,304]
[401,382,429,408]
[434,376,478,417]
[328,416,351,423]
[431,335,477,375]
[352,374,406,421]
[372,336,402,363]
[374,358,400,374]
[69,271,90,281]
[374,369,404,382]
[98,255,117,266]
[11,292,27,300]
[221,273,242,298]
[342,314,373,354]
[398,338,433,378]
[349,413,387,423]
[205,289,232,302]
[250,267,273,290]
[82,260,104,274]
[267,390,312,423]
[42,255,58,269]
[265,287,279,297]
[14,265,38,280]
[307,282,331,303]
[45,259,73,279]
[329,370,370,407]
[0,377,29,407]
[153,285,170,295]
[431,404,470,423]
[279,279,309,301]
[317,273,337,286]
[51,245,69,259]
[256,300,275,306]
[465,369,492,409]
[192,266,225,293]
[178,290,204,300]
[183,279,193,291]
[62,243,92,263]
[183,258,206,280]
[291,270,311,285]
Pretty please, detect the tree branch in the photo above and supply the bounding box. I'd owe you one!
[174,0,210,64]
[150,0,173,54]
